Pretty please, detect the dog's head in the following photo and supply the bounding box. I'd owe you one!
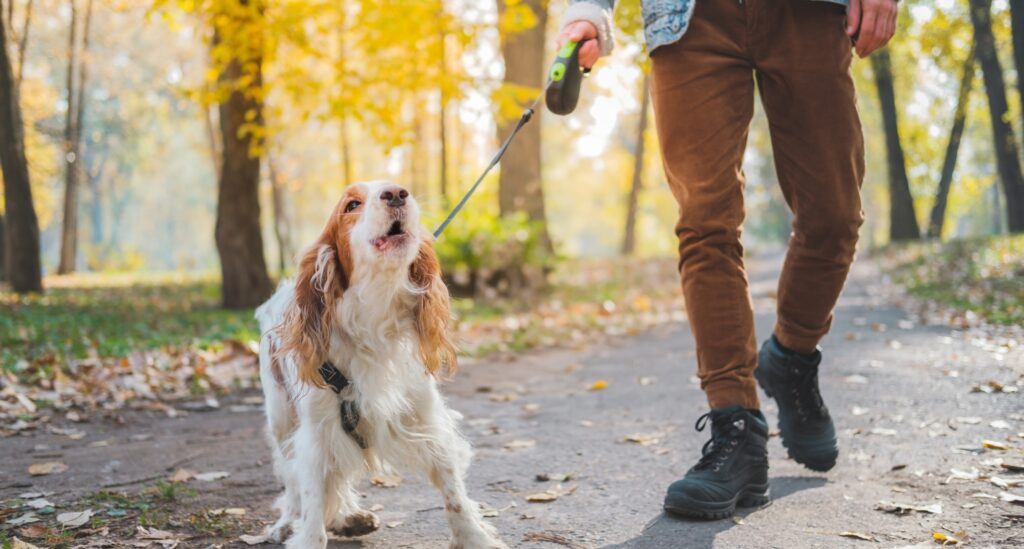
[279,181,456,385]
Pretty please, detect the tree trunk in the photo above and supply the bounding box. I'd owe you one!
[970,0,1024,233]
[927,48,974,239]
[1011,0,1024,136]
[14,0,30,89]
[871,48,920,241]
[622,72,650,255]
[0,213,6,281]
[497,0,551,249]
[202,102,222,177]
[213,22,273,309]
[339,114,352,186]
[268,155,292,274]
[0,0,42,293]
[56,0,79,272]
[439,24,449,204]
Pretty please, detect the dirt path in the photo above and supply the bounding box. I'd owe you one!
[2,256,1023,548]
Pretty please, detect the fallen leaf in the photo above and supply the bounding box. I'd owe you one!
[169,469,195,482]
[526,492,559,503]
[522,532,587,549]
[10,538,42,549]
[371,474,402,488]
[1000,462,1024,473]
[870,428,898,437]
[369,504,384,512]
[851,406,870,416]
[210,508,246,516]
[57,509,94,528]
[504,439,536,450]
[479,502,500,517]
[844,375,869,384]
[239,533,269,545]
[623,433,662,446]
[6,513,39,526]
[932,530,968,545]
[990,420,1011,430]
[488,393,518,402]
[193,471,230,482]
[25,498,53,510]
[136,526,178,540]
[990,476,1024,488]
[27,462,67,476]
[943,468,980,484]
[955,417,982,425]
[999,491,1024,504]
[638,377,655,386]
[588,380,608,391]
[535,472,575,482]
[982,440,1009,451]
[839,531,876,542]
[579,420,593,427]
[16,525,48,539]
[386,521,403,528]
[875,500,942,515]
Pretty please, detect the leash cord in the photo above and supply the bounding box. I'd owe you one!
[432,97,542,239]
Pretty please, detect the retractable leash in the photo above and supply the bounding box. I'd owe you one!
[432,39,591,238]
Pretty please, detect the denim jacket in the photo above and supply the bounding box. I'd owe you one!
[563,0,850,55]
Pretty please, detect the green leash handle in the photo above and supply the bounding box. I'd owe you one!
[545,39,591,116]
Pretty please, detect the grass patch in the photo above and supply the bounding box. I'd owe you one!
[1,258,683,375]
[881,235,1024,325]
[0,273,258,373]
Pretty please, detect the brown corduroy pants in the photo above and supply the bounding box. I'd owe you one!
[649,0,865,410]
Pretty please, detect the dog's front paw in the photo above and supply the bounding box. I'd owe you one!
[450,522,508,549]
[285,529,327,549]
[264,521,292,544]
[329,510,381,538]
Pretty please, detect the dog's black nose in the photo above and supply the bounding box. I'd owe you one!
[380,185,409,208]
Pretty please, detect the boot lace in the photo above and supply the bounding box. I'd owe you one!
[693,412,745,472]
[789,364,827,422]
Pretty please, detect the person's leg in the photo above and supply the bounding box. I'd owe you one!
[751,0,865,472]
[650,0,759,413]
[754,1,865,353]
[651,1,769,520]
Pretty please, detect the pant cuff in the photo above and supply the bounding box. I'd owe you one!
[705,378,760,411]
[773,325,821,355]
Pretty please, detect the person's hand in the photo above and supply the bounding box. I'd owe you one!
[847,0,899,58]
[556,21,600,69]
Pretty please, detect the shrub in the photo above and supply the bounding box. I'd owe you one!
[432,210,551,298]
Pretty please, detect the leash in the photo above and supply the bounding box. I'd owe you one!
[432,40,590,239]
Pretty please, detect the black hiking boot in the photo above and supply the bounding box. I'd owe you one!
[755,335,838,472]
[663,406,770,520]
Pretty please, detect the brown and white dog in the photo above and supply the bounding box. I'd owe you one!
[255,181,506,549]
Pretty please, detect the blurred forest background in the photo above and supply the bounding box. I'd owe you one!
[0,0,1022,373]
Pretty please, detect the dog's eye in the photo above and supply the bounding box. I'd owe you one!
[344,200,361,213]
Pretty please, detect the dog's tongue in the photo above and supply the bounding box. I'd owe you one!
[374,235,401,251]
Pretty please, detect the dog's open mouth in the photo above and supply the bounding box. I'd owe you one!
[373,220,408,251]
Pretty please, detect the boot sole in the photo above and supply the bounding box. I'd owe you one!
[663,485,771,520]
[756,375,839,472]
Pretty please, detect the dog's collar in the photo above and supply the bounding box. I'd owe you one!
[319,361,369,449]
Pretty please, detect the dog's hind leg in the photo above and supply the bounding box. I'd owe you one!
[265,448,300,543]
[328,478,381,538]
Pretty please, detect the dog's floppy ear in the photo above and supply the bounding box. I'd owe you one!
[279,237,347,388]
[410,238,457,377]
